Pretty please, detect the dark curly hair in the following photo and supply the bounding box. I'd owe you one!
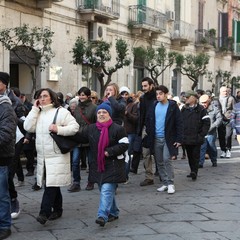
[35,88,60,108]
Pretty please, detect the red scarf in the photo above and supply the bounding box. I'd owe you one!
[96,119,113,172]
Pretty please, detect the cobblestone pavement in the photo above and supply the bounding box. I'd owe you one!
[9,138,240,240]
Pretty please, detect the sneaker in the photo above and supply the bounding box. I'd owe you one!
[226,150,231,158]
[11,198,20,219]
[157,185,168,192]
[108,214,119,222]
[32,182,42,191]
[36,214,48,225]
[167,184,175,194]
[123,180,129,185]
[220,151,226,158]
[95,217,105,227]
[48,211,62,221]
[26,171,34,176]
[68,183,81,192]
[212,162,217,167]
[0,229,11,239]
[191,172,197,180]
[14,181,24,187]
[140,179,154,187]
[85,182,94,191]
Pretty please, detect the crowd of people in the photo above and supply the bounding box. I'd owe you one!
[0,71,240,239]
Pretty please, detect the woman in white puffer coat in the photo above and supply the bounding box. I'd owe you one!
[24,88,79,225]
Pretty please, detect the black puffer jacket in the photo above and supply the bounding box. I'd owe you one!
[76,122,129,184]
[0,96,17,166]
[181,104,210,145]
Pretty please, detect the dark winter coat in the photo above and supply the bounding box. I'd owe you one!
[123,97,138,134]
[148,100,183,157]
[108,96,126,125]
[76,123,129,184]
[74,99,97,127]
[0,96,17,166]
[181,104,210,145]
[138,89,156,136]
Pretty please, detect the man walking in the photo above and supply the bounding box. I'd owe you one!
[199,94,222,168]
[149,85,183,194]
[138,77,156,186]
[0,72,24,219]
[181,90,210,180]
[0,93,17,239]
[218,86,235,158]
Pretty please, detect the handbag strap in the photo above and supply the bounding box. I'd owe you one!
[52,108,60,124]
[79,108,91,125]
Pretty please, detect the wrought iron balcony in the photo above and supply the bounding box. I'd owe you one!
[77,0,120,23]
[128,5,166,38]
[195,29,216,49]
[171,20,194,46]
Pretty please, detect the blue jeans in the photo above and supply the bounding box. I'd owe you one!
[0,166,11,229]
[98,183,119,222]
[125,134,136,180]
[199,133,217,166]
[154,137,174,185]
[72,147,81,184]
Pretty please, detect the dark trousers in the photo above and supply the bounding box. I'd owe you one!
[24,149,35,173]
[13,139,24,182]
[7,158,17,200]
[40,186,63,217]
[217,123,233,152]
[131,151,141,172]
[7,138,25,200]
[185,144,201,175]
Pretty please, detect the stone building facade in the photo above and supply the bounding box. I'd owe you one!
[0,0,239,98]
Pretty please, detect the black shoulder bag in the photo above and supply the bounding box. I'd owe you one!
[50,108,79,154]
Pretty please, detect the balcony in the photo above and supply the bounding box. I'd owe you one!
[37,0,63,8]
[195,29,216,51]
[77,0,120,24]
[170,20,194,47]
[215,36,234,57]
[232,43,240,59]
[128,5,166,39]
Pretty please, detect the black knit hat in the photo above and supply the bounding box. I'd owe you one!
[0,72,10,86]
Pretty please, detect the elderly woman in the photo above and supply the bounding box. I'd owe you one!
[24,88,79,225]
[77,101,129,227]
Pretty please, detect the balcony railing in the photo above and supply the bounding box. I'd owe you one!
[195,29,216,47]
[171,20,194,42]
[233,43,240,56]
[129,5,166,33]
[78,0,120,18]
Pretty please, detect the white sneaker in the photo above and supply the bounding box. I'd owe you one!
[220,151,226,158]
[157,185,168,192]
[14,181,24,187]
[226,150,231,158]
[167,184,175,194]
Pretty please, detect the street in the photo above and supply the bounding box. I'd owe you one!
[9,138,240,240]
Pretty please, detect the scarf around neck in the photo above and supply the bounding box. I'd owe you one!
[96,119,113,172]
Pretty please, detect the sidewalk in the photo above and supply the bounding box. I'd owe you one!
[10,142,240,240]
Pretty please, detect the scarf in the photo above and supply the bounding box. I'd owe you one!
[96,119,113,172]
